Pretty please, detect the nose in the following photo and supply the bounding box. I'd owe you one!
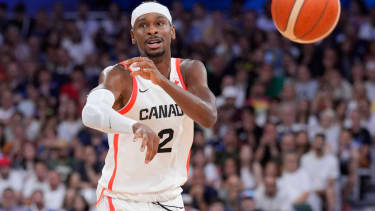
[147,24,158,35]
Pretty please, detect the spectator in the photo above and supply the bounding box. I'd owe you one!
[239,189,259,211]
[23,161,48,199]
[295,65,318,101]
[0,156,24,198]
[254,175,292,211]
[301,134,339,211]
[279,151,317,211]
[26,190,52,211]
[43,170,65,210]
[239,144,262,189]
[309,109,341,154]
[0,188,25,211]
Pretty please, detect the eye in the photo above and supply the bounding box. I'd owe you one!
[157,21,164,26]
[139,23,147,28]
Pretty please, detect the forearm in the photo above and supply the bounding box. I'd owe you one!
[159,78,217,128]
[82,89,137,134]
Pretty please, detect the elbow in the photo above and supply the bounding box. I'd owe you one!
[200,109,217,128]
[81,104,102,129]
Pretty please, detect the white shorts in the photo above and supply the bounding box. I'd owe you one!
[96,194,185,211]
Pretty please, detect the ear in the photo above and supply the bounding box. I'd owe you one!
[130,28,136,45]
[171,24,176,40]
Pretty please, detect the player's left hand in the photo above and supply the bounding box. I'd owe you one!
[121,57,165,85]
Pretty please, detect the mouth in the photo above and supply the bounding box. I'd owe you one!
[145,38,163,49]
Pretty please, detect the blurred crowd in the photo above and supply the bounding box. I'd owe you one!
[0,0,375,211]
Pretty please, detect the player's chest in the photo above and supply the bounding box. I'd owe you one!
[126,78,185,123]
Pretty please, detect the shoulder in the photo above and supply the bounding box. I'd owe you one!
[99,64,131,84]
[180,59,205,70]
[179,59,207,86]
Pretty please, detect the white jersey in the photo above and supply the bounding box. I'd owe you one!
[97,58,194,202]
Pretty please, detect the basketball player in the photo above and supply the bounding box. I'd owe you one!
[81,2,217,210]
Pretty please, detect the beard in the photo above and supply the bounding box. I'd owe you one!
[145,49,166,58]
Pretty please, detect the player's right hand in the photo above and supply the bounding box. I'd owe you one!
[132,123,160,164]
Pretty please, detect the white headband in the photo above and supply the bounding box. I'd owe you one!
[131,2,172,27]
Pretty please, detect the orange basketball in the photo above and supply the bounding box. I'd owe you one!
[271,0,341,43]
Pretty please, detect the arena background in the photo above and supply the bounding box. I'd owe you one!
[0,0,375,210]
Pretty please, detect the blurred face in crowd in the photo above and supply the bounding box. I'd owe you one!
[313,135,325,155]
[85,146,97,165]
[297,99,309,114]
[320,109,335,129]
[281,82,296,101]
[131,13,176,59]
[264,161,278,177]
[281,133,296,153]
[250,81,265,98]
[263,123,277,141]
[35,162,47,181]
[192,167,206,186]
[323,48,337,69]
[1,189,15,209]
[69,172,82,189]
[296,131,309,150]
[242,109,255,131]
[240,145,252,165]
[48,170,61,190]
[73,195,88,211]
[31,190,44,209]
[297,65,311,82]
[224,128,238,150]
[224,158,237,178]
[193,130,205,147]
[280,104,296,126]
[283,152,299,173]
[23,142,36,161]
[208,201,225,211]
[0,164,10,178]
[339,130,353,146]
[193,149,206,168]
[1,90,13,109]
[350,109,361,129]
[258,64,273,83]
[240,198,256,211]
[264,176,277,197]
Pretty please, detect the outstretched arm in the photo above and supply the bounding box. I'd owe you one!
[123,58,217,128]
[81,64,160,164]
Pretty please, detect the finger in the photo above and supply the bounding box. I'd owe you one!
[145,135,153,164]
[130,68,153,77]
[123,57,148,67]
[131,61,153,70]
[140,133,148,152]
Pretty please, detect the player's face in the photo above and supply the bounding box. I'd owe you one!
[131,13,176,58]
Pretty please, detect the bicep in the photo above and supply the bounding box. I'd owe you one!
[93,64,130,100]
[186,61,216,106]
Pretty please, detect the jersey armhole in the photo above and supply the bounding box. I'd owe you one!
[176,58,187,90]
[116,64,138,115]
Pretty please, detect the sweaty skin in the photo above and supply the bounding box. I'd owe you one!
[94,12,217,163]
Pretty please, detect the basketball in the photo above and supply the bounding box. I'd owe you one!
[271,0,341,43]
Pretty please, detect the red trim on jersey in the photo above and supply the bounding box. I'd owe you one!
[116,63,138,114]
[108,134,119,190]
[95,187,105,207]
[186,150,191,177]
[175,58,187,90]
[108,197,115,211]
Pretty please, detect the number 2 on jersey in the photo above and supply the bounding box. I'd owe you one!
[158,128,174,153]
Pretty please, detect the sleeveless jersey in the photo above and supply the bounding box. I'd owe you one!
[97,58,194,202]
